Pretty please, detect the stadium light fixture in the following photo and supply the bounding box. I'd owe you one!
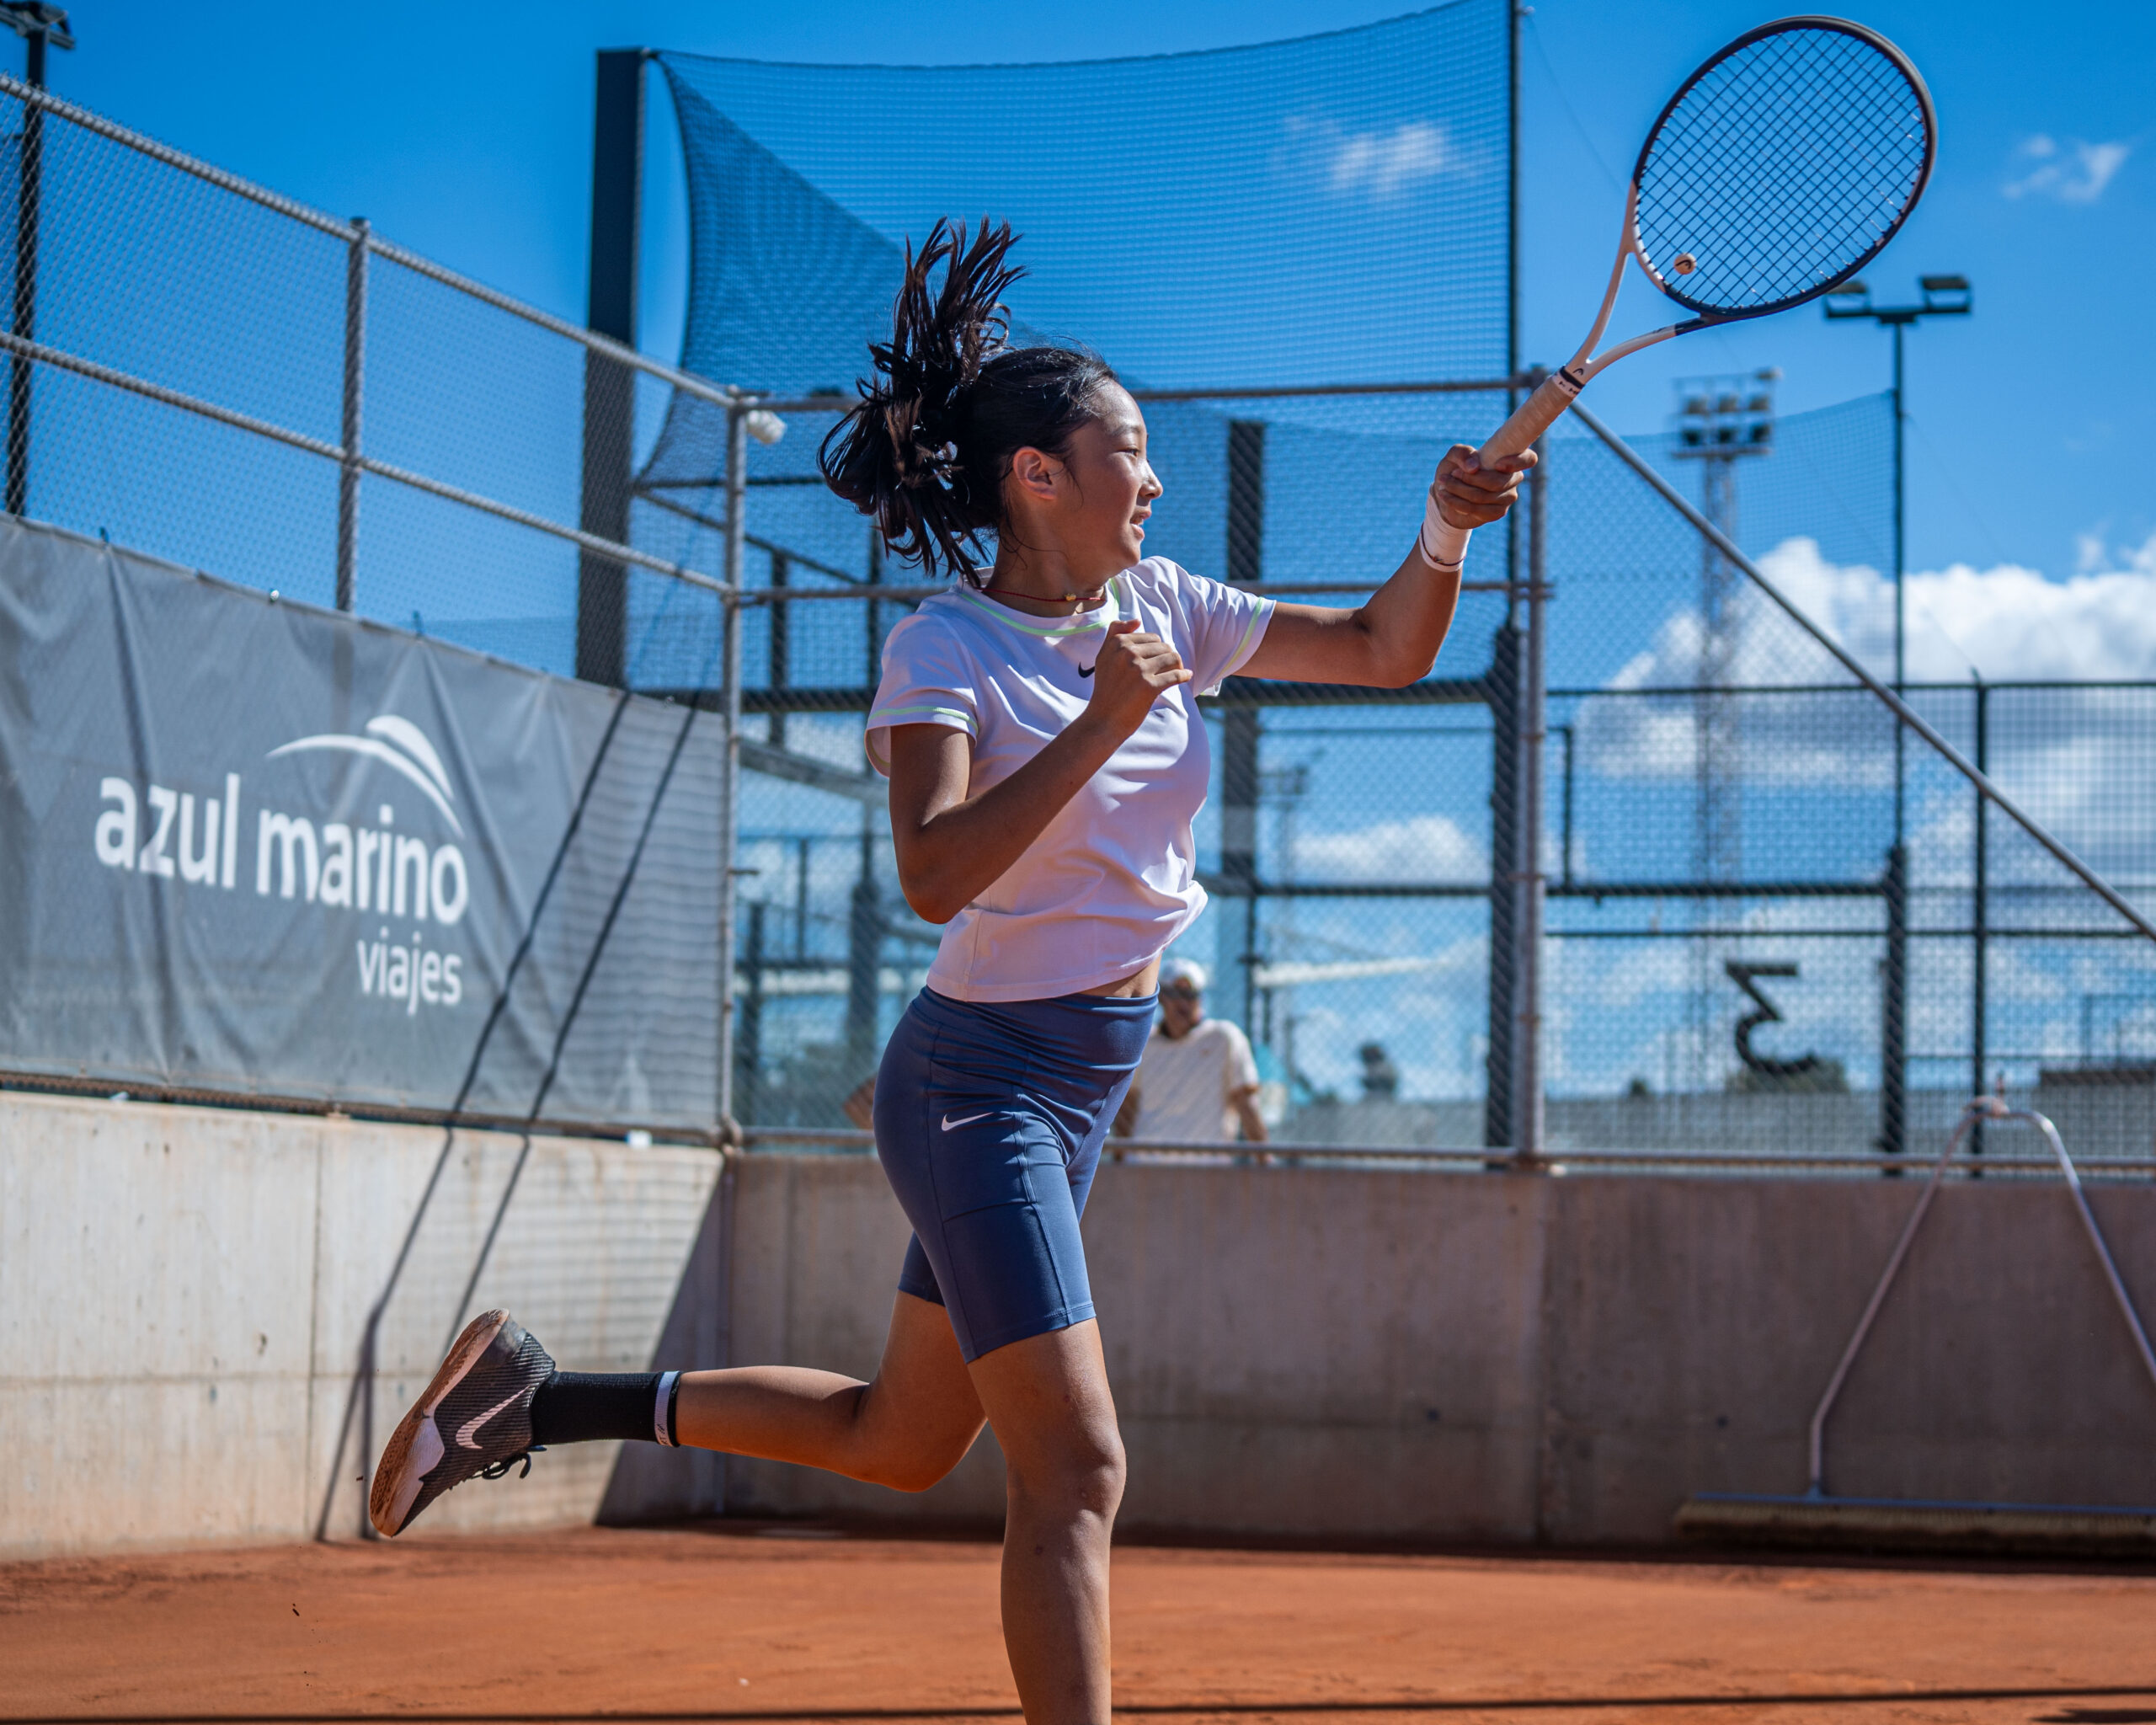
[0,3,73,74]
[1920,273,1972,315]
[1822,279,1872,318]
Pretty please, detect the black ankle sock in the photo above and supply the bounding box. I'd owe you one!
[528,1370,680,1446]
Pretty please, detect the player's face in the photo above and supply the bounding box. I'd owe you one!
[1054,387,1161,579]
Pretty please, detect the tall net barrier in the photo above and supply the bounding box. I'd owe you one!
[645,2,1523,1137]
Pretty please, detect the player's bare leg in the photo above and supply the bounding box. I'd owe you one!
[672,1290,985,1491]
[967,1321,1123,1725]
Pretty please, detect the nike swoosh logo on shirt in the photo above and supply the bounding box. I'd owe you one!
[455,1388,526,1450]
[1077,664,1095,677]
[942,1112,994,1131]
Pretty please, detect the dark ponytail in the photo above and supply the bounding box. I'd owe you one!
[820,219,1119,585]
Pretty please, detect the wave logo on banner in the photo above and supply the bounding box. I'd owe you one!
[269,715,463,836]
[93,713,475,1016]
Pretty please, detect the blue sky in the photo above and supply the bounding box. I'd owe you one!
[46,1,2153,585]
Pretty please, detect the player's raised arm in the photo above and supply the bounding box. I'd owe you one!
[1237,443,1533,689]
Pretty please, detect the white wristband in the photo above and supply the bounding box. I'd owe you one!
[1418,483,1470,573]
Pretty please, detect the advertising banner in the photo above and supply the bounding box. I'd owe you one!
[0,518,723,1127]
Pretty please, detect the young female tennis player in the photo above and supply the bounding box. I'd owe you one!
[371,220,1529,1725]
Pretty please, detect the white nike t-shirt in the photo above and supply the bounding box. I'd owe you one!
[865,558,1273,1002]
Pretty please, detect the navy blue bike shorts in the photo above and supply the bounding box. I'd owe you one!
[873,985,1155,1363]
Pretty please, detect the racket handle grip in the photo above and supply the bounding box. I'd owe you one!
[1419,369,1580,572]
[1480,369,1581,464]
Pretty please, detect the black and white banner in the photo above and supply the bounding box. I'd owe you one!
[0,518,723,1125]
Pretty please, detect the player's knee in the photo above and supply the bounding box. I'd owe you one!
[1007,1428,1125,1521]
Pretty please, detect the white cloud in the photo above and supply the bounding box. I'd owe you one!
[2003,134,2131,205]
[1291,812,1485,879]
[1597,531,2156,696]
[1575,532,2156,889]
[1278,115,1476,202]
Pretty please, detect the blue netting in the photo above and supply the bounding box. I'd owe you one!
[653,3,1508,403]
[632,3,1515,626]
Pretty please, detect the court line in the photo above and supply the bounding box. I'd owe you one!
[13,1681,2156,1722]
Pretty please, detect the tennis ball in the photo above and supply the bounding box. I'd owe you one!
[1673,253,1699,275]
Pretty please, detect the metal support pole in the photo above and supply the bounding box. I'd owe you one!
[865,526,884,687]
[768,550,788,749]
[738,900,764,1127]
[846,819,882,1081]
[1559,724,1575,891]
[1512,430,1549,1167]
[5,24,44,516]
[1972,676,1988,1163]
[576,48,643,688]
[1220,708,1260,1032]
[714,405,746,1134]
[1881,841,1908,1162]
[335,218,367,611]
[1891,319,1906,846]
[1482,618,1520,1151]
[1220,419,1266,1032]
[1504,0,1522,630]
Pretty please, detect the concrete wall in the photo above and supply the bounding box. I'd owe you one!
[0,1090,722,1560]
[8,1090,2155,1558]
[723,1153,2156,1544]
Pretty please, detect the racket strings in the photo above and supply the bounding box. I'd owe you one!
[1651,44,1918,296]
[1636,26,1929,316]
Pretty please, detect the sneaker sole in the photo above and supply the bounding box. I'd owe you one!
[368,1308,511,1537]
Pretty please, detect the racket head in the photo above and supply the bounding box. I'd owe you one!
[1630,16,1936,323]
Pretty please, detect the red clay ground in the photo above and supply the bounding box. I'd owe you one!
[3,1525,2153,1724]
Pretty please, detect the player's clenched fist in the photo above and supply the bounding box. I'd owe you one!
[1082,618,1192,739]
[1433,442,1537,531]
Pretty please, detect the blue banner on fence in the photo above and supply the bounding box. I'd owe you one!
[0,517,723,1126]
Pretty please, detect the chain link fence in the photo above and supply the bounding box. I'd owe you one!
[3,59,2152,1176]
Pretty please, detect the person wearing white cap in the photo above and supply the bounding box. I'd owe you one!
[1114,957,1267,1146]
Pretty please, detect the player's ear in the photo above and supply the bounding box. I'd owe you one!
[1007,445,1059,499]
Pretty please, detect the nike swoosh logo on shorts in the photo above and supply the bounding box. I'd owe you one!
[455,1388,526,1450]
[942,1112,994,1131]
[1077,664,1095,677]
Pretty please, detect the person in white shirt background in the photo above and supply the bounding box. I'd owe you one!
[1114,959,1267,1147]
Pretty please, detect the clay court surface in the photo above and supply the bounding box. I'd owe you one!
[5,1526,2154,1725]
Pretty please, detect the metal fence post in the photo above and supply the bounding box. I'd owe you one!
[1220,419,1266,1032]
[1880,840,1908,1162]
[576,48,644,687]
[1972,676,1988,1162]
[1482,620,1519,1152]
[714,403,747,1134]
[1512,428,1549,1167]
[335,219,367,611]
[6,56,43,515]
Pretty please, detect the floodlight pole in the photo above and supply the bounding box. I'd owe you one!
[1512,409,1550,1169]
[1824,275,1971,1160]
[2,3,72,520]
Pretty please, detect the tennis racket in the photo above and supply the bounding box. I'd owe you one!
[1424,14,1936,568]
